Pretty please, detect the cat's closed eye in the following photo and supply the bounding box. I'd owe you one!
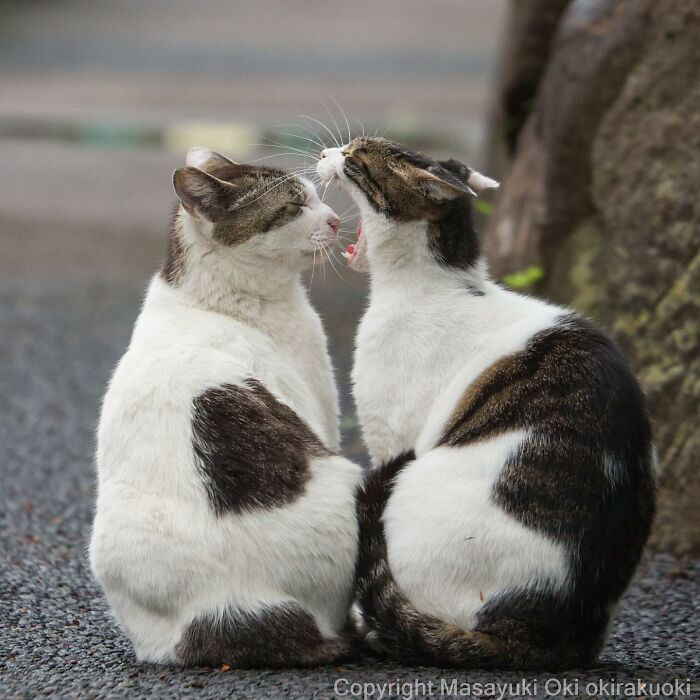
[285,202,304,216]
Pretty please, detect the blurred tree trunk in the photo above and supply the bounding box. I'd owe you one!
[485,0,700,555]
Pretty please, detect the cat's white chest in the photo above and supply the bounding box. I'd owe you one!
[353,298,465,464]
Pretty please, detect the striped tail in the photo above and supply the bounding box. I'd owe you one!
[354,451,509,668]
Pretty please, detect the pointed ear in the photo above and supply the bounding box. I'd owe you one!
[467,170,499,193]
[438,159,499,195]
[185,147,238,173]
[173,167,232,220]
[388,161,472,203]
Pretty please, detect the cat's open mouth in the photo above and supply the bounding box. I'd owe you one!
[342,222,363,264]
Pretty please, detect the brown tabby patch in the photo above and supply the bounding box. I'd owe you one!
[204,163,307,246]
[191,379,330,516]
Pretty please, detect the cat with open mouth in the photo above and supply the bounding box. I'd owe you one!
[318,137,655,669]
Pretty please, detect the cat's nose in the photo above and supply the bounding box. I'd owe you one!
[320,149,330,159]
[327,215,340,233]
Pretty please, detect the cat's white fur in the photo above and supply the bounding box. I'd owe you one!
[318,147,570,627]
[90,164,361,663]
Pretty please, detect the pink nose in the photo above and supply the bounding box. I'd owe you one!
[327,216,340,233]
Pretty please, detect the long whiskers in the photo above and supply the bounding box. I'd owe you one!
[329,96,353,145]
[253,140,319,161]
[298,114,341,148]
[273,123,327,150]
[271,130,326,151]
[321,98,345,149]
[243,152,314,164]
[309,244,317,291]
[318,241,345,281]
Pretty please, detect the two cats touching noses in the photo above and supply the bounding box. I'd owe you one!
[90,136,655,670]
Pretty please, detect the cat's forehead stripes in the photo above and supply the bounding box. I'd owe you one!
[163,163,310,285]
[207,163,307,206]
[340,136,482,270]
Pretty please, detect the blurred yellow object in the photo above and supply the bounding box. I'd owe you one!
[164,122,259,159]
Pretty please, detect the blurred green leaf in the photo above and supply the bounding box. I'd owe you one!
[473,199,494,216]
[503,266,545,289]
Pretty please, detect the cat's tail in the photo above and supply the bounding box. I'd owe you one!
[354,451,509,668]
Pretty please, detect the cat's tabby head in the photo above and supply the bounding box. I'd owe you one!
[316,137,497,271]
[165,148,339,284]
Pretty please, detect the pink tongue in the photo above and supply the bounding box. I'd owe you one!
[347,222,362,257]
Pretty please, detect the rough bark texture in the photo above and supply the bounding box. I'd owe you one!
[485,0,700,555]
[486,0,571,178]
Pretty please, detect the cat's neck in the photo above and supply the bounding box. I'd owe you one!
[364,214,489,299]
[166,213,307,326]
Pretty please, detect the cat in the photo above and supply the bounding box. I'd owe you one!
[317,137,655,669]
[90,147,362,668]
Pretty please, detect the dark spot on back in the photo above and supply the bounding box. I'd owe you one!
[436,314,655,652]
[191,379,330,516]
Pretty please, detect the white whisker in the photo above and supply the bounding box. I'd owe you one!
[273,124,326,150]
[243,152,309,164]
[330,95,352,145]
[321,179,333,203]
[296,122,327,149]
[321,98,345,148]
[309,244,317,290]
[272,130,326,151]
[299,114,340,148]
[353,118,366,138]
[324,245,345,280]
[254,140,319,161]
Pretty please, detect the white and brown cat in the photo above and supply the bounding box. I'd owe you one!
[90,148,362,667]
[318,137,655,669]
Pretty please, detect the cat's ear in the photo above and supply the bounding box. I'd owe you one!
[389,161,472,202]
[438,158,500,195]
[185,147,238,173]
[173,166,232,221]
[467,170,499,193]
